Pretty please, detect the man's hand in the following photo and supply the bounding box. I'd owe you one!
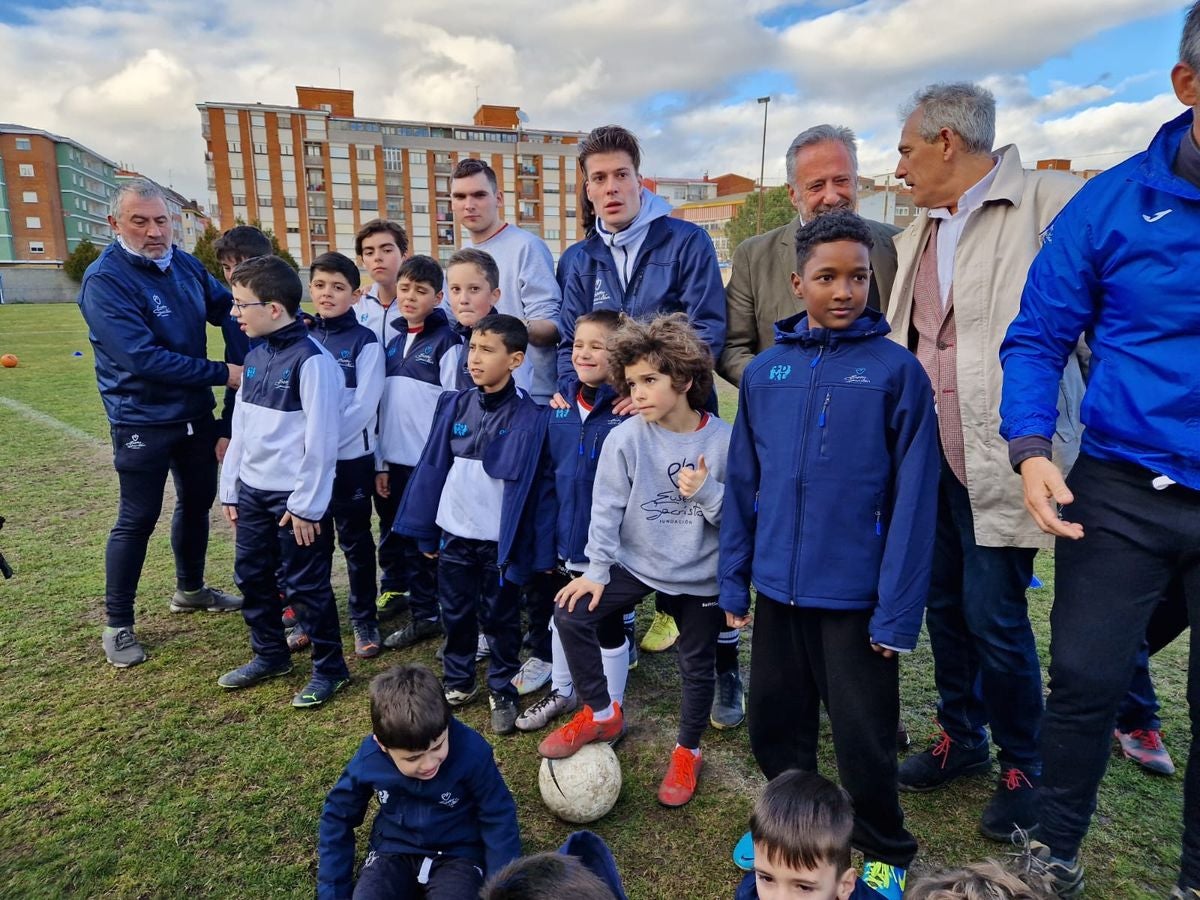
[375,472,390,498]
[612,396,636,416]
[226,363,243,390]
[550,392,570,410]
[1019,456,1084,540]
[871,643,897,659]
[525,318,559,347]
[677,454,708,499]
[222,504,238,527]
[215,436,230,463]
[725,611,751,629]
[422,551,439,560]
[555,576,605,613]
[280,511,320,546]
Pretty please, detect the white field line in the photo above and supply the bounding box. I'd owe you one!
[0,395,104,446]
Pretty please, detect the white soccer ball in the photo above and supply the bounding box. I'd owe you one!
[538,743,622,824]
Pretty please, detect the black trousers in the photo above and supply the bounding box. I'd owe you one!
[1040,453,1200,887]
[747,596,918,868]
[438,535,521,700]
[330,455,378,627]
[382,463,438,618]
[373,463,405,595]
[233,485,349,682]
[105,417,218,627]
[554,565,723,748]
[353,850,482,900]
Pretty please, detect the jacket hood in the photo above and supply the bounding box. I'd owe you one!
[1136,109,1200,200]
[773,306,891,346]
[596,187,672,251]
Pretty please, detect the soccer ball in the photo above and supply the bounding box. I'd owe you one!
[538,743,622,824]
[0,354,17,368]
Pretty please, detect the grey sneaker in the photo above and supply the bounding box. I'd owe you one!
[516,688,580,732]
[490,692,518,735]
[170,585,242,613]
[511,656,553,695]
[217,656,294,689]
[476,632,491,660]
[1024,841,1084,899]
[353,623,382,659]
[383,616,442,649]
[102,626,147,668]
[710,667,746,729]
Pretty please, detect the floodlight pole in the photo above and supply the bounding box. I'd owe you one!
[757,96,770,234]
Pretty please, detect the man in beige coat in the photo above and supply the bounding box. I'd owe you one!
[886,83,1082,844]
[718,124,900,386]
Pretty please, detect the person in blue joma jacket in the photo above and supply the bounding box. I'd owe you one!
[999,7,1200,895]
[79,178,245,669]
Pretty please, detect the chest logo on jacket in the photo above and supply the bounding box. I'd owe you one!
[844,367,872,385]
[150,295,171,318]
[453,422,470,437]
[274,367,292,391]
[376,789,389,805]
[246,366,256,380]
[768,364,792,382]
[593,276,613,308]
[439,792,460,808]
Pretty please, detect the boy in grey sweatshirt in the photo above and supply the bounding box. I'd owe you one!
[538,313,730,809]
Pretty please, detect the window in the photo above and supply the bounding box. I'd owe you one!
[543,156,560,170]
[232,195,246,206]
[258,195,272,207]
[22,191,37,203]
[356,147,375,161]
[545,229,560,240]
[407,150,426,164]
[28,241,44,253]
[358,173,377,186]
[25,216,41,228]
[15,138,31,151]
[229,167,244,180]
[361,200,379,211]
[280,144,294,156]
[251,112,266,127]
[331,172,352,185]
[383,147,403,172]
[895,206,910,217]
[18,164,34,177]
[227,141,241,153]
[410,176,428,190]
[329,144,350,159]
[253,142,268,154]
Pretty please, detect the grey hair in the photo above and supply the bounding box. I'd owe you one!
[785,125,858,187]
[110,177,167,219]
[900,82,995,155]
[1182,1,1200,70]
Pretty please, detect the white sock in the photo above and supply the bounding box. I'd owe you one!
[593,702,616,721]
[676,743,701,758]
[549,620,574,697]
[601,640,630,707]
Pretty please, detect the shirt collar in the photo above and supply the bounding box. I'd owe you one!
[929,157,1000,221]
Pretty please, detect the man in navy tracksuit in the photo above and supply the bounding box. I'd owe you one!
[218,256,350,709]
[393,315,555,735]
[719,212,938,899]
[79,178,245,669]
[999,13,1200,892]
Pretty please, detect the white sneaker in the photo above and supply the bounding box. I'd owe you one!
[516,689,579,732]
[476,632,491,660]
[511,657,553,695]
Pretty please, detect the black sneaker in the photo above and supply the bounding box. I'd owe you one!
[490,692,518,735]
[102,626,147,668]
[170,585,242,613]
[1025,841,1083,898]
[384,617,442,650]
[218,656,294,689]
[979,767,1039,842]
[292,675,351,708]
[710,668,746,729]
[897,726,991,792]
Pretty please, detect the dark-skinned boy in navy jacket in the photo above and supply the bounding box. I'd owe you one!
[719,211,938,900]
[392,314,555,735]
[318,664,520,900]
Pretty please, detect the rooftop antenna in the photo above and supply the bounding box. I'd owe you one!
[337,67,342,89]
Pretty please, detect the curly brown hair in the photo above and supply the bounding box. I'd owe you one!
[607,313,713,410]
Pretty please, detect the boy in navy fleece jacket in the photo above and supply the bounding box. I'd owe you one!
[718,212,938,898]
[318,664,520,900]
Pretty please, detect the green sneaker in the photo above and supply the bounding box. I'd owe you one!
[292,675,351,708]
[861,861,906,900]
[376,590,409,619]
[640,611,679,652]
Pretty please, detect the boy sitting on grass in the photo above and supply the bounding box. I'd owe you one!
[218,256,350,708]
[541,313,730,809]
[318,664,520,899]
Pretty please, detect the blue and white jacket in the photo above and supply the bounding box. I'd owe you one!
[1001,109,1200,490]
[393,379,555,585]
[317,718,520,900]
[555,209,726,393]
[545,379,624,568]
[718,309,939,652]
[376,308,462,469]
[219,319,343,522]
[309,310,384,460]
[78,242,247,426]
[351,283,404,348]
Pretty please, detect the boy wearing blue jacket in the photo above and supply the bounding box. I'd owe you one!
[393,314,555,735]
[375,256,461,652]
[219,256,351,709]
[318,664,521,900]
[719,211,938,899]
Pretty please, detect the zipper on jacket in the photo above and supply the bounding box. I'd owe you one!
[788,336,827,601]
[818,391,831,457]
[362,428,370,452]
[875,509,883,536]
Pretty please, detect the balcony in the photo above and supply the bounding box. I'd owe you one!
[519,165,538,177]
[307,183,326,193]
[434,162,452,174]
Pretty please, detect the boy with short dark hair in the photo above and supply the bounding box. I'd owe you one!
[720,210,939,897]
[351,218,410,616]
[318,664,521,899]
[299,251,386,658]
[736,770,872,900]
[445,247,500,391]
[213,224,273,282]
[218,255,351,708]
[376,254,461,652]
[482,831,626,900]
[393,314,555,735]
[541,313,731,809]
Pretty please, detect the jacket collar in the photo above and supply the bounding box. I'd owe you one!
[563,377,619,414]
[265,318,310,350]
[314,308,359,334]
[450,307,495,339]
[979,144,1026,208]
[1135,109,1200,200]
[774,306,891,347]
[389,306,450,334]
[477,375,518,411]
[581,215,671,264]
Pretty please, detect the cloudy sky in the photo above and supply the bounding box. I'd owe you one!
[0,0,1190,206]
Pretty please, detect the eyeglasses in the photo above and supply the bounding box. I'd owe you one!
[232,301,273,311]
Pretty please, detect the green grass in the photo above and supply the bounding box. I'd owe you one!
[0,303,1189,898]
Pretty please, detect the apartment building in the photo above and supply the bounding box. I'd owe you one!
[197,87,586,267]
[0,124,117,263]
[663,172,757,263]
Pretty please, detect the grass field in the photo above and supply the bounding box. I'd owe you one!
[0,302,1190,898]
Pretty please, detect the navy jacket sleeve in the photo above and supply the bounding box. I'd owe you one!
[717,374,761,617]
[79,272,230,387]
[393,391,458,554]
[676,227,728,362]
[1000,199,1100,444]
[317,749,372,900]
[529,424,559,574]
[556,266,582,394]
[468,747,522,875]
[869,358,939,651]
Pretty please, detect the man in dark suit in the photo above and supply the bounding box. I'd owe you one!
[719,125,900,386]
